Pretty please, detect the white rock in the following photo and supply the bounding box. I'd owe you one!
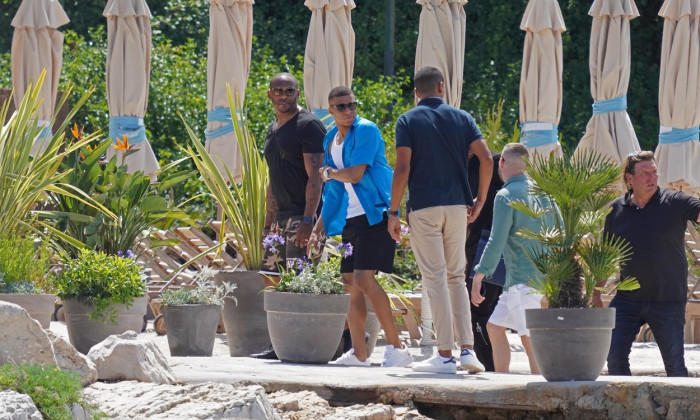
[83,381,280,419]
[0,390,43,420]
[0,302,57,366]
[45,330,98,386]
[87,331,175,384]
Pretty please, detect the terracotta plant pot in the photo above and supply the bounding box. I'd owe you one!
[0,293,55,329]
[265,290,350,364]
[62,296,148,354]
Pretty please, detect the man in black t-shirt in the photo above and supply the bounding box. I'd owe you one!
[251,73,325,360]
[600,151,700,377]
[261,73,326,276]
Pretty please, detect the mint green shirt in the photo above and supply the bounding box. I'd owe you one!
[474,174,558,290]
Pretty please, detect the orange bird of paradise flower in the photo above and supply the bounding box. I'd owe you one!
[71,123,83,140]
[113,134,134,152]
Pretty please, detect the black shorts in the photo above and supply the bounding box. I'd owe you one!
[340,213,396,274]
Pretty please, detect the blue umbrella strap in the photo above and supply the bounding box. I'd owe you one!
[592,95,627,114]
[519,122,559,148]
[204,107,242,140]
[109,116,146,143]
[658,126,700,144]
[36,120,52,139]
[312,108,336,129]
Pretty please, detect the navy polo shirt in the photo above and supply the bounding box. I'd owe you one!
[395,97,483,211]
[604,188,700,301]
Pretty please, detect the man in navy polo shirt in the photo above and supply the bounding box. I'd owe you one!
[388,66,493,374]
[600,151,700,377]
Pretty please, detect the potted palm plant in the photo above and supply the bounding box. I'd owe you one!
[181,86,270,357]
[159,266,237,356]
[0,236,54,328]
[52,248,147,354]
[511,149,639,381]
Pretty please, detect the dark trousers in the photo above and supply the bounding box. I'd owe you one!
[607,297,688,377]
[466,277,502,372]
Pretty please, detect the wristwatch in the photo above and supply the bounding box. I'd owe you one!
[302,216,313,224]
[387,209,399,217]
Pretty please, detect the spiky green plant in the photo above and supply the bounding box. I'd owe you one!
[0,71,101,238]
[510,149,639,308]
[181,85,268,270]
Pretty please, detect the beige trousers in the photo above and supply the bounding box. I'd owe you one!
[409,205,474,351]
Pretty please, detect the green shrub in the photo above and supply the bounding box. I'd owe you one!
[0,363,99,420]
[160,266,237,306]
[0,236,53,294]
[52,249,146,323]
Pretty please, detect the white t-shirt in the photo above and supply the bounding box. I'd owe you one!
[330,133,365,218]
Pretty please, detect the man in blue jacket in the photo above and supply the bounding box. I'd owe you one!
[308,86,413,368]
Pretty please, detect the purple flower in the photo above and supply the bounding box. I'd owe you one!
[117,250,123,257]
[335,242,353,258]
[400,224,410,236]
[117,250,135,259]
[295,256,312,272]
[262,233,286,252]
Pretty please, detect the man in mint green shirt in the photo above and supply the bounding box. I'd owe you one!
[471,143,558,374]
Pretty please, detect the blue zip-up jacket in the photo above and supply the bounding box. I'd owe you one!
[321,116,393,236]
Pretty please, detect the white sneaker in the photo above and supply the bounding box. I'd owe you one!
[382,345,414,367]
[411,353,457,374]
[330,349,370,366]
[459,348,485,373]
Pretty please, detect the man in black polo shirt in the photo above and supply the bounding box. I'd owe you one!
[251,72,325,359]
[600,151,700,377]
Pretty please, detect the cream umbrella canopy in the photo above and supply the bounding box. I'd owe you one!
[103,0,160,179]
[204,0,254,184]
[303,0,355,125]
[518,0,565,160]
[575,0,641,188]
[654,0,700,196]
[414,0,467,107]
[11,0,69,156]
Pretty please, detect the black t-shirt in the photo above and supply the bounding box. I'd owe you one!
[604,188,700,301]
[264,109,326,218]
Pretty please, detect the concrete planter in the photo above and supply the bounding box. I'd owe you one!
[265,290,350,364]
[216,271,269,356]
[62,296,148,354]
[0,293,55,329]
[526,307,616,381]
[162,304,221,356]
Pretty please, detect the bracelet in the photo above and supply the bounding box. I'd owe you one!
[387,210,399,217]
[302,216,313,224]
[322,166,331,180]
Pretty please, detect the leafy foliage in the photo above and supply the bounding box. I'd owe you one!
[0,363,99,420]
[52,249,146,323]
[0,236,53,294]
[274,257,344,295]
[160,266,237,306]
[510,149,639,308]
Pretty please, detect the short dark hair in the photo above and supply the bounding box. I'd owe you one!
[414,67,444,95]
[328,86,353,101]
[269,72,297,88]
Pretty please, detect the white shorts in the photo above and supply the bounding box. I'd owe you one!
[488,284,543,336]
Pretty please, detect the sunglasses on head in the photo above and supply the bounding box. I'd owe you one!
[270,87,298,97]
[330,102,358,112]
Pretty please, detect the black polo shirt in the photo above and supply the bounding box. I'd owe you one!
[604,188,700,301]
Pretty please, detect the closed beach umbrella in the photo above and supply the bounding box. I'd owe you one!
[103,0,160,178]
[303,0,355,125]
[414,0,467,107]
[654,0,700,196]
[11,0,69,156]
[575,0,641,188]
[518,0,565,160]
[204,0,254,184]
